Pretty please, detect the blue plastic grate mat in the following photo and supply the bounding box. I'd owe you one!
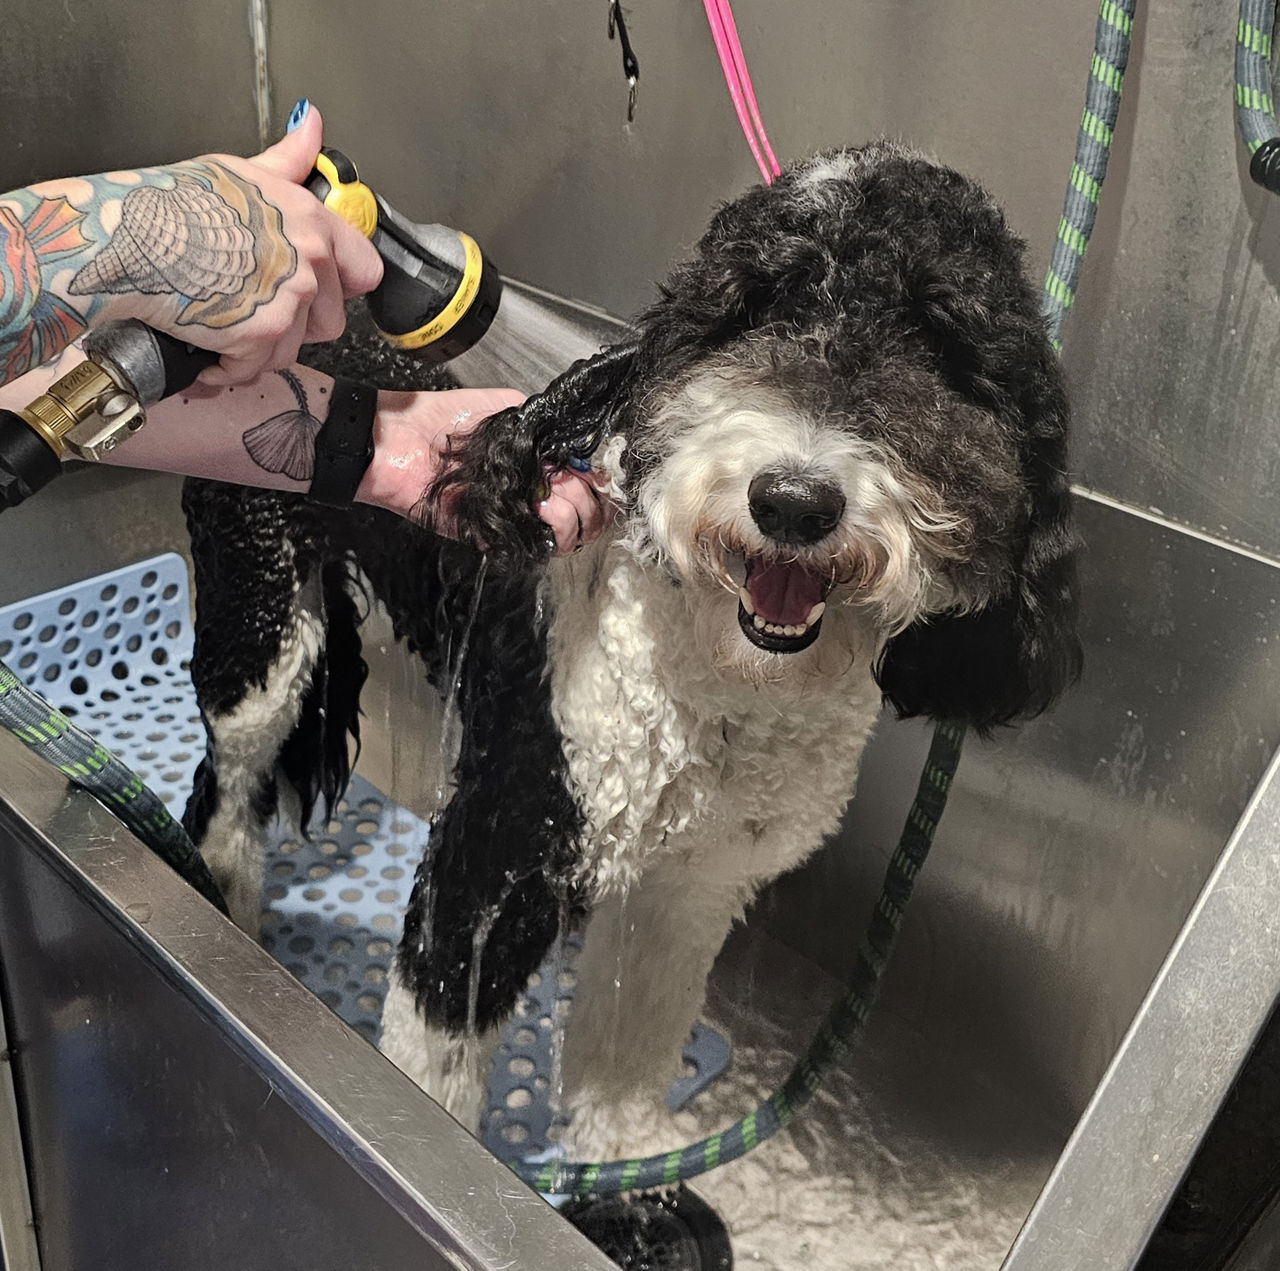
[0,554,728,1160]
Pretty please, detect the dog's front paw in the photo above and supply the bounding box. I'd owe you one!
[379,978,492,1130]
[565,1091,690,1165]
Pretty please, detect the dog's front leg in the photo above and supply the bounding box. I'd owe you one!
[379,972,498,1129]
[561,861,745,1163]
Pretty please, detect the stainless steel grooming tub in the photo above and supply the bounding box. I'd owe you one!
[1,452,1278,1269]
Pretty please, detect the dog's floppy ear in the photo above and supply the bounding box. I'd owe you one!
[875,250,1075,732]
[420,340,639,561]
[874,470,1081,733]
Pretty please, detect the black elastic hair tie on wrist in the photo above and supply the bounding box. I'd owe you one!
[308,377,377,509]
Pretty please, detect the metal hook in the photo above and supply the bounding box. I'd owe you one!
[608,0,641,122]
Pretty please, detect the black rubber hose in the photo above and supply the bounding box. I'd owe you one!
[0,409,61,510]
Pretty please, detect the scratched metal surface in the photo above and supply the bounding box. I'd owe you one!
[0,734,612,1271]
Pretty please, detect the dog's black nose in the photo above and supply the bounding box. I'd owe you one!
[748,471,846,544]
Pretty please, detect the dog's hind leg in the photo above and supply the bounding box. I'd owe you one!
[187,573,326,933]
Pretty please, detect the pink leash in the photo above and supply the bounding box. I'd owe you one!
[702,0,781,183]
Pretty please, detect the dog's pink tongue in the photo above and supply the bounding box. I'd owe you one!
[745,560,827,625]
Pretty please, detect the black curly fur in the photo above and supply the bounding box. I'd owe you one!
[180,482,364,839]
[276,556,367,824]
[351,524,587,1031]
[421,341,639,561]
[387,556,585,1031]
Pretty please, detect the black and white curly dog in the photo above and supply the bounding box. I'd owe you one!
[183,142,1081,1161]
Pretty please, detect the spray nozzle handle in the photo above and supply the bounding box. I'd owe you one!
[307,148,379,239]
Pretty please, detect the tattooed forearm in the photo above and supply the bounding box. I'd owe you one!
[242,369,322,480]
[0,194,94,382]
[0,159,298,384]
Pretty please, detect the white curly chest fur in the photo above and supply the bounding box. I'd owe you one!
[541,543,883,1160]
[550,547,881,895]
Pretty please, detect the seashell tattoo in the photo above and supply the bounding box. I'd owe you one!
[68,161,296,330]
[242,370,321,481]
[69,176,254,300]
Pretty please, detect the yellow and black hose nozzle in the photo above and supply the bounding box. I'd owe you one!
[306,147,502,365]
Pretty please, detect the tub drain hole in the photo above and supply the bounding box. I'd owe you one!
[564,1189,732,1271]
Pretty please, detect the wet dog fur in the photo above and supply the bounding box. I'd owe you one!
[183,141,1081,1161]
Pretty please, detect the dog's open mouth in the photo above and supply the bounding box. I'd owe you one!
[737,556,829,653]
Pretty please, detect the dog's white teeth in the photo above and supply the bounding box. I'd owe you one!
[753,614,767,631]
[806,602,826,624]
[739,587,755,616]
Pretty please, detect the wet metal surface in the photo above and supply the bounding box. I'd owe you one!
[688,927,1063,1269]
[0,737,611,1271]
[764,493,1280,1127]
[1003,744,1280,1268]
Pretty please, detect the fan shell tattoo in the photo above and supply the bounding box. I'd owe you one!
[68,161,297,330]
[242,370,322,481]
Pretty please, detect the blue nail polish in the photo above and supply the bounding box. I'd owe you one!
[286,98,310,133]
[568,455,592,473]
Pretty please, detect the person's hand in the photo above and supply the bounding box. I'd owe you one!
[537,466,615,555]
[364,388,615,553]
[82,103,383,387]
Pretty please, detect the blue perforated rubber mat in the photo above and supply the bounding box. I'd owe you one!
[0,554,728,1159]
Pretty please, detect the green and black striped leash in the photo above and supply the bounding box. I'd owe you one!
[1043,0,1135,349]
[0,660,225,912]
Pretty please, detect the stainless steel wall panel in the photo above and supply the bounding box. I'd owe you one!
[1064,0,1280,561]
[0,469,187,609]
[262,1,1280,559]
[0,0,258,190]
[261,0,1098,320]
